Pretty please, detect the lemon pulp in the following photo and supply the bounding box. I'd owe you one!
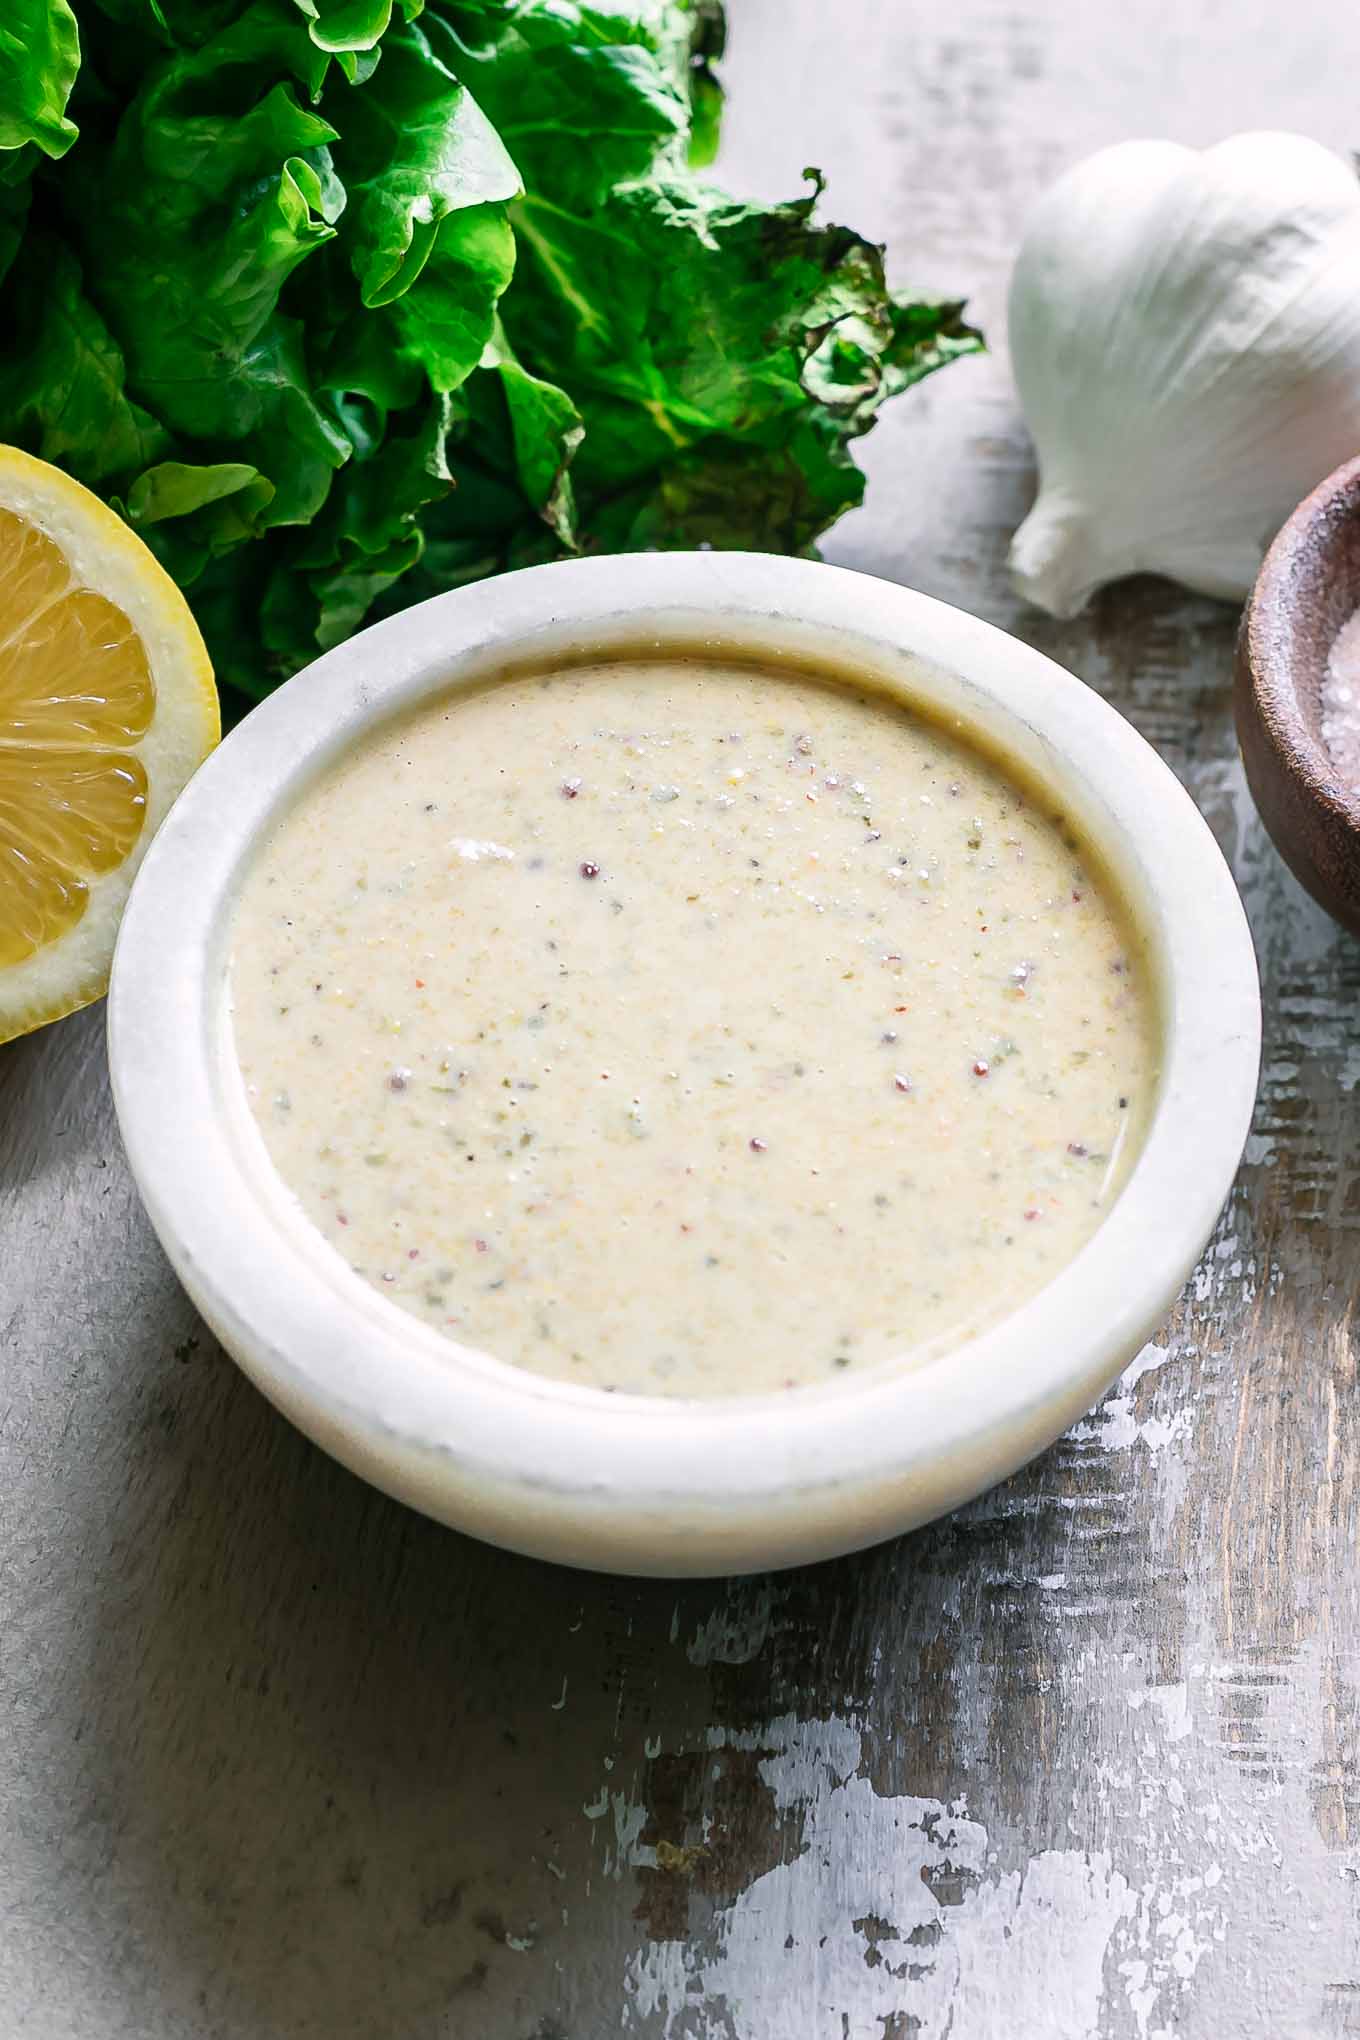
[0,508,157,967]
[0,447,218,1045]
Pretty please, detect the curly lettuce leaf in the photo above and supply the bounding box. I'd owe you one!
[450,0,692,211]
[123,459,277,584]
[495,353,584,545]
[0,0,980,700]
[504,175,980,553]
[329,17,520,390]
[293,0,424,56]
[338,18,519,307]
[58,5,350,533]
[0,0,81,161]
[388,205,516,388]
[0,236,170,484]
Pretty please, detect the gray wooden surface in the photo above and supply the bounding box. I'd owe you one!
[4,3,1360,2035]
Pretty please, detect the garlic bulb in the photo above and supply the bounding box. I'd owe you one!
[1008,131,1360,617]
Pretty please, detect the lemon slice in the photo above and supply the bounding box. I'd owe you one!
[0,446,219,1045]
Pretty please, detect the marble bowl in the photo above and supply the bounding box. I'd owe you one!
[1237,452,1360,934]
[108,554,1260,1576]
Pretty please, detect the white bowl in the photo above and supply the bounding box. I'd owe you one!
[108,554,1260,1577]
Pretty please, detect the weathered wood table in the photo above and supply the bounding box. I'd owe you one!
[4,3,1359,2034]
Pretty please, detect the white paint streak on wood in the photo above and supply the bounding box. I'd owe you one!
[621,1713,1232,2039]
[686,1584,776,1667]
[1068,1344,1189,1457]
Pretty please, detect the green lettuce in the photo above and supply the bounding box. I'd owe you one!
[0,0,980,699]
[0,0,81,160]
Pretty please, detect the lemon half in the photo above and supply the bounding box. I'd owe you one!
[0,447,219,1045]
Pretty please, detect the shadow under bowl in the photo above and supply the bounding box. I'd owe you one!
[1237,451,1360,934]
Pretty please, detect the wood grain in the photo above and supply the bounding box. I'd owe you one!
[4,3,1360,2034]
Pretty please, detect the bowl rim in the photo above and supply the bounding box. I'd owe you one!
[108,552,1260,1569]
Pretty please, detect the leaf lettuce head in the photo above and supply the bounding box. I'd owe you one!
[0,0,981,699]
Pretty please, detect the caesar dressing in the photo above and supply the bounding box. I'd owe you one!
[228,656,1156,1396]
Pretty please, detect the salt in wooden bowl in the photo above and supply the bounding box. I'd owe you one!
[1237,452,1360,935]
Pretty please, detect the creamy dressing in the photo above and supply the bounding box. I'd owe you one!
[228,657,1157,1397]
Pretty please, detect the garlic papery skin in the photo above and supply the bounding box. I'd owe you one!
[1008,132,1360,618]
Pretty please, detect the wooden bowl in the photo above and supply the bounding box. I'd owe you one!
[1237,453,1360,934]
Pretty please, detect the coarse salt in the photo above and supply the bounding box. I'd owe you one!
[1320,607,1360,781]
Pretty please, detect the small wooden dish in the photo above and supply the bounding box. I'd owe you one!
[1237,453,1360,935]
